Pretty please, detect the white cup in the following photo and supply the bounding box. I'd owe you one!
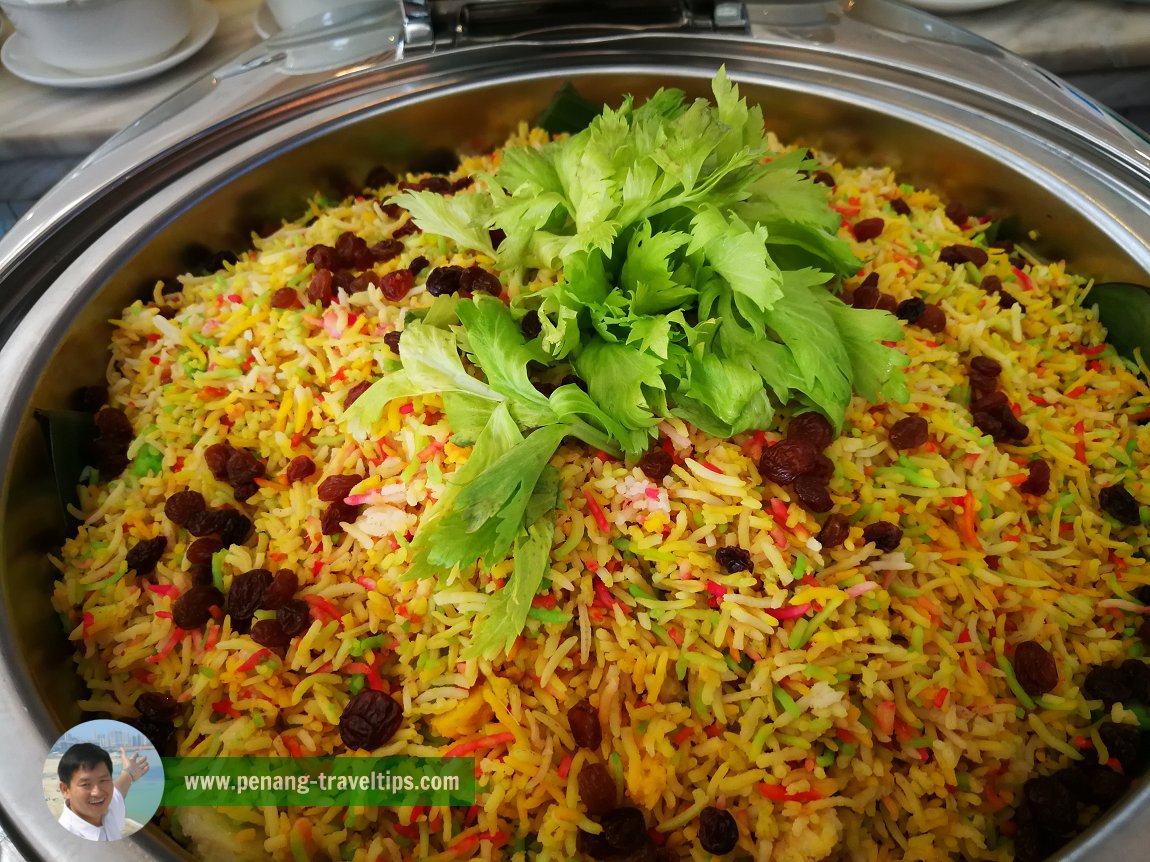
[267,0,385,30]
[0,0,193,73]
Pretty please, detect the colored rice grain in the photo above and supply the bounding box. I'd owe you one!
[51,122,1150,862]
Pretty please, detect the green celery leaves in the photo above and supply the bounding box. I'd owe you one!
[340,68,911,659]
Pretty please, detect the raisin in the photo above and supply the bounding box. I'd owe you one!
[980,274,1003,294]
[332,269,355,293]
[261,569,300,609]
[425,265,465,296]
[203,442,235,481]
[322,501,361,535]
[890,198,911,216]
[638,449,674,483]
[1083,665,1132,707]
[818,513,850,549]
[92,438,129,478]
[460,266,502,295]
[787,412,834,451]
[1099,484,1142,526]
[813,171,835,187]
[381,268,414,301]
[172,585,223,629]
[408,256,429,276]
[1012,640,1058,696]
[1068,763,1130,807]
[998,291,1021,310]
[318,474,363,502]
[896,297,925,323]
[600,807,648,854]
[452,176,476,192]
[806,454,835,483]
[250,618,292,649]
[578,762,618,815]
[186,508,226,537]
[369,239,404,263]
[698,806,739,855]
[189,563,214,586]
[383,331,402,354]
[271,287,303,309]
[852,283,879,309]
[1018,458,1050,495]
[916,303,947,333]
[852,218,884,242]
[306,268,335,306]
[126,536,167,575]
[340,690,403,750]
[226,448,264,485]
[186,537,222,565]
[391,220,419,239]
[232,480,260,502]
[278,599,312,637]
[286,455,317,483]
[519,310,543,339]
[974,384,1008,413]
[759,440,818,485]
[135,692,178,720]
[794,475,833,513]
[349,272,380,294]
[228,568,273,625]
[863,521,902,551]
[974,404,1028,443]
[307,244,336,270]
[577,828,613,861]
[944,202,968,226]
[164,490,206,527]
[969,377,1001,408]
[1020,774,1078,835]
[334,232,369,269]
[875,293,899,314]
[94,407,133,442]
[938,245,988,268]
[712,547,751,574]
[970,356,1002,377]
[889,415,929,450]
[1120,659,1150,703]
[418,176,451,195]
[218,510,253,547]
[1098,721,1143,773]
[344,382,372,410]
[568,698,602,749]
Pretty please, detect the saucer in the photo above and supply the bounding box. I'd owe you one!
[0,0,219,90]
[254,2,280,39]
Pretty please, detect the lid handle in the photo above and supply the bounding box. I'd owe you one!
[447,0,745,42]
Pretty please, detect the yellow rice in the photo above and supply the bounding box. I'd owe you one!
[51,120,1150,862]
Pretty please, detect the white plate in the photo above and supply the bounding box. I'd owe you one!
[0,0,218,89]
[903,0,1020,12]
[253,2,280,39]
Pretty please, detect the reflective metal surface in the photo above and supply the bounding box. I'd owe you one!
[1,2,1148,860]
